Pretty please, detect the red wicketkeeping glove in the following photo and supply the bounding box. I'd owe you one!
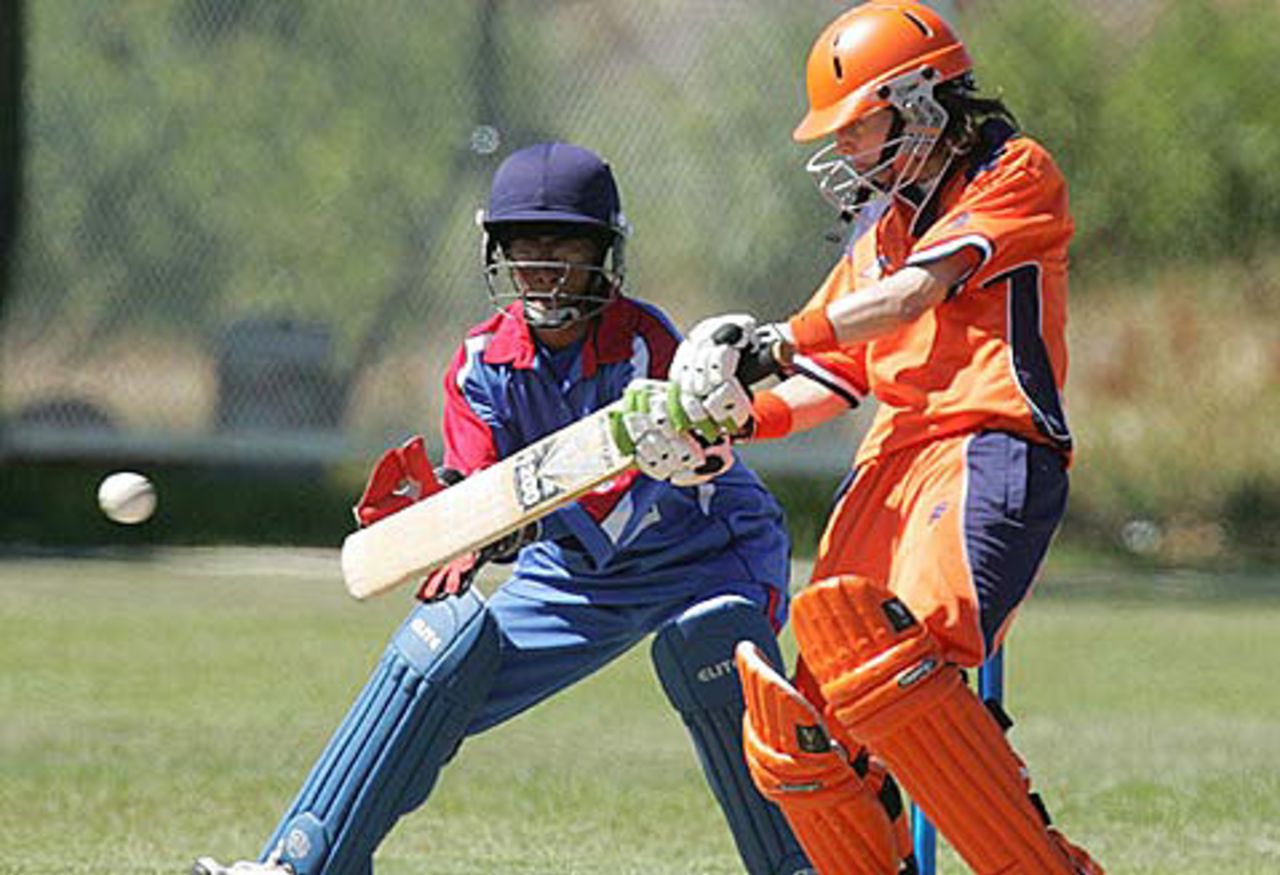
[416,522,541,602]
[353,436,444,527]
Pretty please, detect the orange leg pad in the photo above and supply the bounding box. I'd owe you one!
[792,577,1101,875]
[736,642,907,875]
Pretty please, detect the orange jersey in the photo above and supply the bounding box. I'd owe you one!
[796,122,1074,467]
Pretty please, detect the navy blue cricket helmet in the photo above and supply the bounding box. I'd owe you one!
[484,142,626,234]
[479,143,629,328]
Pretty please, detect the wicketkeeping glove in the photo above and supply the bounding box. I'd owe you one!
[415,521,539,602]
[357,444,539,602]
[416,551,483,601]
[353,436,444,527]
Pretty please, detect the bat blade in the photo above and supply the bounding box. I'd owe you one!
[341,404,632,600]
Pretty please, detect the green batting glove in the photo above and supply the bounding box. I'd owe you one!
[665,382,722,443]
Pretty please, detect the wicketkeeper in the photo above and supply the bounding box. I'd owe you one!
[626,4,1105,873]
[193,143,884,875]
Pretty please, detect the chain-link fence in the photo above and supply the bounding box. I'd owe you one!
[3,0,1279,510]
[1,0,836,468]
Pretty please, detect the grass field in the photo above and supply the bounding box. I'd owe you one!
[2,549,1278,874]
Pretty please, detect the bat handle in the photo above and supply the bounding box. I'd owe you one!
[736,342,785,388]
[710,323,786,389]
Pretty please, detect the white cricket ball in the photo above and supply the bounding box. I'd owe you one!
[97,471,157,525]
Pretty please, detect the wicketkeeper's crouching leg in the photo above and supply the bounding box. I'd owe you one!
[789,575,1103,875]
[651,595,815,875]
[194,589,500,875]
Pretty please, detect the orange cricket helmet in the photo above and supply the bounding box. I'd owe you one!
[795,3,974,222]
[794,2,972,143]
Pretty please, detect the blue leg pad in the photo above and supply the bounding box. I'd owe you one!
[651,595,812,875]
[261,590,500,875]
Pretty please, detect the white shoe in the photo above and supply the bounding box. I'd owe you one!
[191,856,293,875]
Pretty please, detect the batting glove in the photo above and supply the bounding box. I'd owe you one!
[612,379,734,486]
[676,434,735,487]
[669,315,790,437]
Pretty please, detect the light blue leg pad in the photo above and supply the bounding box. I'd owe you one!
[261,590,500,875]
[651,595,812,875]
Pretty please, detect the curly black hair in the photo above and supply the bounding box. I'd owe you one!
[935,73,1019,152]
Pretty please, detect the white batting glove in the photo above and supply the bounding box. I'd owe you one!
[671,314,756,395]
[669,315,756,436]
[673,434,735,488]
[670,314,794,437]
[612,380,707,481]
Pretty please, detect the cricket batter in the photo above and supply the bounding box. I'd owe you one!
[632,4,1106,873]
[193,143,855,875]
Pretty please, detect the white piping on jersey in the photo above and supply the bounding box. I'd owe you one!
[629,503,664,544]
[456,333,493,392]
[792,353,864,408]
[599,492,634,545]
[599,492,664,548]
[697,481,716,516]
[906,233,994,289]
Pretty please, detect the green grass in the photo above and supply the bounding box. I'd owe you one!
[1,550,1278,874]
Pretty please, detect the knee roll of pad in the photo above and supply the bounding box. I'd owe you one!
[652,595,811,875]
[263,590,501,875]
[793,577,1091,875]
[791,576,952,739]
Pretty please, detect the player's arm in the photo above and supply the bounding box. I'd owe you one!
[347,341,498,530]
[751,375,852,437]
[665,250,976,441]
[785,250,979,352]
[441,340,511,472]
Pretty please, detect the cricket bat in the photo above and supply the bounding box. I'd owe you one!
[341,403,632,600]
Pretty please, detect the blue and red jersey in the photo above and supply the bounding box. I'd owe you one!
[439,297,790,617]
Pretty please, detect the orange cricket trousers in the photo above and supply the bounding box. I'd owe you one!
[811,430,1068,668]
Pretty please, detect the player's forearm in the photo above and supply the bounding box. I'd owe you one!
[784,266,948,351]
[829,266,948,341]
[750,375,849,440]
[782,251,980,354]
